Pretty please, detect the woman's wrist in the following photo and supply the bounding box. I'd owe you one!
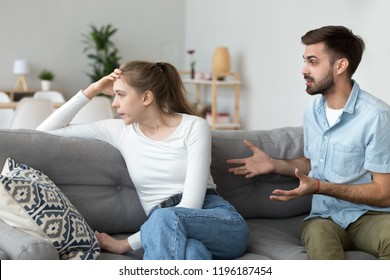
[122,239,132,253]
[82,84,99,100]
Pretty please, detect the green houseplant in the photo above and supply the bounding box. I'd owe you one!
[38,69,55,81]
[82,24,121,83]
[38,69,55,91]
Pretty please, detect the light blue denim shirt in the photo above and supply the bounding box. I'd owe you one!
[304,81,390,228]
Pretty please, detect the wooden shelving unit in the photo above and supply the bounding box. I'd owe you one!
[181,72,241,130]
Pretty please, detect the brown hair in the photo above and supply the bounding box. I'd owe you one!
[119,61,199,116]
[301,25,365,78]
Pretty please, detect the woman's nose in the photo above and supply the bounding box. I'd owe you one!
[111,97,118,108]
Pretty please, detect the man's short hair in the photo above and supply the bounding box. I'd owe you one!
[301,25,365,78]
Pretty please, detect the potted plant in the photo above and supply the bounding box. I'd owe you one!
[38,69,55,91]
[82,24,121,83]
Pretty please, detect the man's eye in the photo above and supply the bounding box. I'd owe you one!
[303,60,316,65]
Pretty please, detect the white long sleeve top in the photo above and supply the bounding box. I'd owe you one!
[37,91,216,251]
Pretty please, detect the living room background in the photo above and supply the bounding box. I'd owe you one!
[1,0,389,130]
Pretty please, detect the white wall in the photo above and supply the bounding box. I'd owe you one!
[2,0,390,131]
[185,0,390,129]
[0,0,185,99]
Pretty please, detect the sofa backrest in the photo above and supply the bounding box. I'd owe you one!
[0,129,146,234]
[211,126,312,219]
[0,127,311,235]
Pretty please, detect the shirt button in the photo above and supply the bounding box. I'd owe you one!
[323,136,328,140]
[320,159,324,163]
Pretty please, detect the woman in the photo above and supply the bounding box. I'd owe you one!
[37,61,248,259]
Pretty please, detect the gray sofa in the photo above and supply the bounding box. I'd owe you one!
[0,127,377,260]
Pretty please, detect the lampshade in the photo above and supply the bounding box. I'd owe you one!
[13,59,29,75]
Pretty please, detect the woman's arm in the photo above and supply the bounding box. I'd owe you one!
[37,70,118,132]
[36,91,91,131]
[37,71,124,145]
[177,117,212,209]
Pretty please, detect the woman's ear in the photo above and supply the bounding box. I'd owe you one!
[142,90,154,106]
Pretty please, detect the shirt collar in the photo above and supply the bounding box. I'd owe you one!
[315,80,360,115]
[343,80,360,114]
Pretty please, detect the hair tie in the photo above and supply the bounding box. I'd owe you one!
[156,62,164,72]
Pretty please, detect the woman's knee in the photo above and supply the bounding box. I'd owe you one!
[142,208,179,234]
[148,208,177,222]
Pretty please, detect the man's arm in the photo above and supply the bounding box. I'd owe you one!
[227,139,311,178]
[317,172,390,207]
[228,140,390,207]
[271,170,390,207]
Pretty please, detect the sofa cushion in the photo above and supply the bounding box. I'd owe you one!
[246,217,377,260]
[0,218,59,260]
[246,216,309,259]
[0,129,147,234]
[0,249,8,260]
[211,127,312,219]
[0,157,100,259]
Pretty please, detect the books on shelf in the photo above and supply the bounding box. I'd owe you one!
[205,112,230,125]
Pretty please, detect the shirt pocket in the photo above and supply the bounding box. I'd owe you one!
[331,144,364,178]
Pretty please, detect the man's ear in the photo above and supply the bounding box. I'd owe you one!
[336,58,349,75]
[142,90,154,106]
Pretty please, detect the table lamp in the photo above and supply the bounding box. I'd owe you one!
[13,59,29,91]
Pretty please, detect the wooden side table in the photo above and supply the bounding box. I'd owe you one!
[0,90,36,101]
[0,102,63,109]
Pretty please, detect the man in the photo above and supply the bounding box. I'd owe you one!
[227,25,390,259]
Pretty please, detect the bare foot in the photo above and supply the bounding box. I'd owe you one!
[96,232,131,254]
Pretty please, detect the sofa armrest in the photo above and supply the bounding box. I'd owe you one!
[0,219,59,260]
[0,249,8,260]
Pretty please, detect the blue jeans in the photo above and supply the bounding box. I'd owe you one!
[140,194,249,260]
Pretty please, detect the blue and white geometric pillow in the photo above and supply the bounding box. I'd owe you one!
[0,158,100,260]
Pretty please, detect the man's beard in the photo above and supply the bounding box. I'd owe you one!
[305,69,335,96]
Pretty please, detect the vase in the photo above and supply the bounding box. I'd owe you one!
[40,80,51,91]
[191,64,195,79]
[212,47,231,80]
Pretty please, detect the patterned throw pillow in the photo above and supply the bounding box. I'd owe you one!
[0,158,100,260]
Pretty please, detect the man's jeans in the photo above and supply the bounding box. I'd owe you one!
[140,194,249,260]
